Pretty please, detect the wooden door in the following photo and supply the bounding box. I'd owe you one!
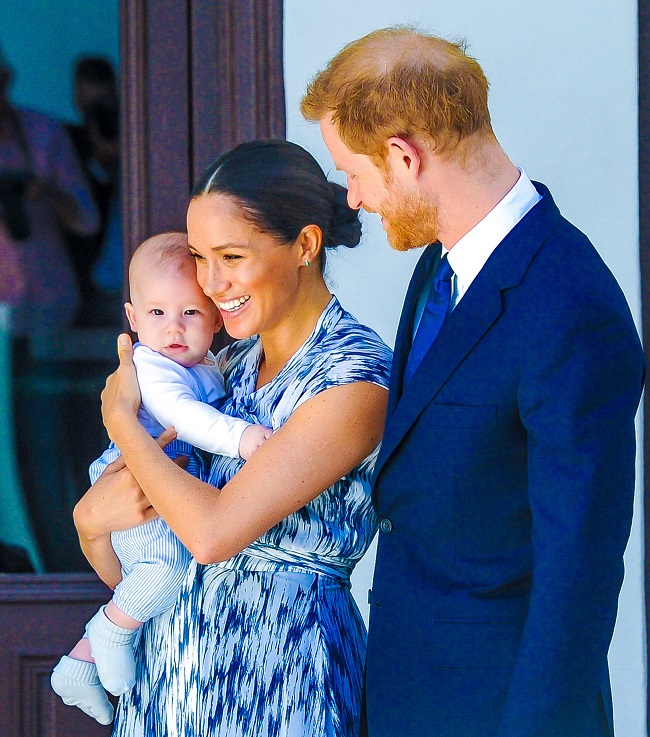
[0,1,284,734]
[0,576,113,737]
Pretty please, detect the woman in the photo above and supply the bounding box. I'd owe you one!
[75,140,392,736]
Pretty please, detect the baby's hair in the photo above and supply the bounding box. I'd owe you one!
[128,231,193,297]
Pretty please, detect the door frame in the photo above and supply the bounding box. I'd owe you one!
[639,0,650,730]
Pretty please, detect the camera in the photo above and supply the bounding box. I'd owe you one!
[0,170,33,241]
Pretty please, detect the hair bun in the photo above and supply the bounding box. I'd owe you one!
[326,182,362,249]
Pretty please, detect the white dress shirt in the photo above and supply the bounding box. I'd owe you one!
[413,169,541,336]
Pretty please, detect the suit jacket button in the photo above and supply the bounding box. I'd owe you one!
[380,518,393,533]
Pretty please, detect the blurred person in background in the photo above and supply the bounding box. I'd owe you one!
[65,56,120,326]
[0,51,100,573]
[0,53,99,351]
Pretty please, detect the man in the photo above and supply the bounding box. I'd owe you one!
[301,27,645,737]
[65,57,120,325]
[67,56,117,166]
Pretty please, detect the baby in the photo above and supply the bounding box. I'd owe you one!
[51,232,271,724]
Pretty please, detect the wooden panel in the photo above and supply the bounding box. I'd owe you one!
[120,0,192,263]
[120,0,150,267]
[145,3,192,232]
[121,0,285,257]
[0,575,113,737]
[190,0,286,180]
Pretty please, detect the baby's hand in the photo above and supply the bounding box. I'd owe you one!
[239,424,273,460]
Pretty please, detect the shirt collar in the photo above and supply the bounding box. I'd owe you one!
[443,168,541,296]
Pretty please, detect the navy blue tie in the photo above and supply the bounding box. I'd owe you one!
[404,254,454,383]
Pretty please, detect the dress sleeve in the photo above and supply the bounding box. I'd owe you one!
[294,325,392,410]
[135,349,252,458]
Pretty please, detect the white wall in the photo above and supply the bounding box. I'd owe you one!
[284,2,645,735]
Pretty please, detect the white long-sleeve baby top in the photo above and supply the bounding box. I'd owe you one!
[133,343,251,459]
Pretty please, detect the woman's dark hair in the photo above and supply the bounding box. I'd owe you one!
[191,140,361,271]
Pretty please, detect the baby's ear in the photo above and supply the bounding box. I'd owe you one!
[124,302,138,332]
[214,311,224,333]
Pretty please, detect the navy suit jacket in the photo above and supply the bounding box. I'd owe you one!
[364,184,645,737]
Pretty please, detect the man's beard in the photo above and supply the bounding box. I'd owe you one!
[379,182,440,252]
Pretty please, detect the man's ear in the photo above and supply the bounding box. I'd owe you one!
[124,302,138,332]
[386,136,422,181]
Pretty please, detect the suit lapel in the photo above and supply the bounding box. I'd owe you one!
[387,244,440,418]
[374,182,562,482]
[376,265,504,477]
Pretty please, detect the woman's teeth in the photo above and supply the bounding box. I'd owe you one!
[219,295,250,312]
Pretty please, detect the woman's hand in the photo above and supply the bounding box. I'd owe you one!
[73,454,156,588]
[101,334,142,443]
[73,428,180,587]
[75,455,159,541]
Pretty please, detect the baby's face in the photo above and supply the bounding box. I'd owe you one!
[125,268,222,367]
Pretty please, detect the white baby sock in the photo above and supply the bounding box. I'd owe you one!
[50,655,113,725]
[85,605,139,696]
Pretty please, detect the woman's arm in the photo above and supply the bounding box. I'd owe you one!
[102,335,388,564]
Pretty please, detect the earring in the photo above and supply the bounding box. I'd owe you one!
[305,259,311,267]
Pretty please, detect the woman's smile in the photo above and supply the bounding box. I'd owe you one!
[218,295,251,313]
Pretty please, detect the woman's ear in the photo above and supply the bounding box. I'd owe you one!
[124,302,138,332]
[296,224,323,267]
[386,136,421,182]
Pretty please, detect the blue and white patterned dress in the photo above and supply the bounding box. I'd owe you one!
[112,297,392,737]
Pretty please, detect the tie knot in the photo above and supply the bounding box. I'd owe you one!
[433,254,454,282]
[434,255,454,289]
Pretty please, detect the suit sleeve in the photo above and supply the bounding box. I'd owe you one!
[136,352,252,459]
[497,295,644,736]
